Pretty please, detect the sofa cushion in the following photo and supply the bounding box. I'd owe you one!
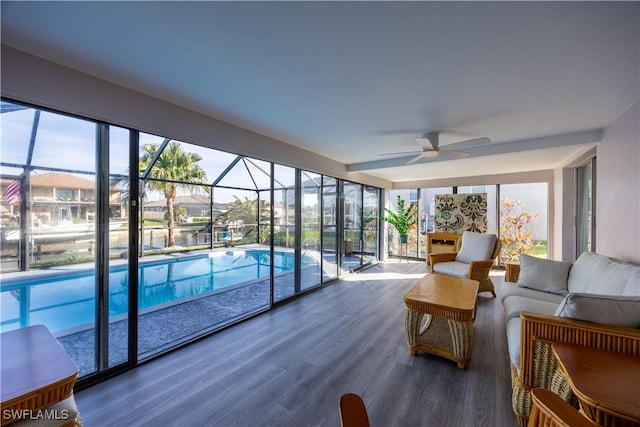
[568,251,640,296]
[499,282,566,305]
[517,254,571,295]
[433,261,469,278]
[555,293,640,328]
[503,295,560,320]
[455,231,497,264]
[506,317,522,373]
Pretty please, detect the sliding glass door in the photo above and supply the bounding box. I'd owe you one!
[322,177,339,281]
[362,186,379,264]
[342,182,362,271]
[0,101,135,378]
[576,158,596,256]
[301,171,322,290]
[1,98,383,387]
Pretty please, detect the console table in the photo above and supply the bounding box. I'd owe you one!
[552,342,640,427]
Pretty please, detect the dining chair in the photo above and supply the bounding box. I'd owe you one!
[339,393,370,427]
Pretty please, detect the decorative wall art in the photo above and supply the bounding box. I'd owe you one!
[434,193,487,233]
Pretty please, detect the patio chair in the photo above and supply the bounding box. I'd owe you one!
[429,231,501,297]
[339,393,370,427]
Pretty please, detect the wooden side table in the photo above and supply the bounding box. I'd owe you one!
[528,388,598,427]
[552,343,640,427]
[1,325,80,426]
[403,274,479,369]
[504,261,520,282]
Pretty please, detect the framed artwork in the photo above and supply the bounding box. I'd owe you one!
[434,193,487,233]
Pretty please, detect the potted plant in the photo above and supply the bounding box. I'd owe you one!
[381,196,417,243]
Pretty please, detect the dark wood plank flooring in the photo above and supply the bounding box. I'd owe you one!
[75,261,516,426]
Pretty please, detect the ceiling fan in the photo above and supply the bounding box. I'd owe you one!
[379,131,491,164]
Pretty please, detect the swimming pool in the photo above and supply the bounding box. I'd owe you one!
[0,249,315,334]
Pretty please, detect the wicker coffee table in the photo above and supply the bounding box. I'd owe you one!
[403,274,479,369]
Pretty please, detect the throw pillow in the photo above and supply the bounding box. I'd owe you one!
[516,254,571,295]
[455,231,497,264]
[554,293,640,328]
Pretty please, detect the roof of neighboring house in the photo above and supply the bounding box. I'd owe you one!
[30,172,95,189]
[144,195,227,210]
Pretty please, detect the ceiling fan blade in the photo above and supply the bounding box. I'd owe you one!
[406,152,427,164]
[378,131,483,164]
[378,150,422,157]
[437,150,470,159]
[442,137,491,151]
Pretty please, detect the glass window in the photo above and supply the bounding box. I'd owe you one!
[499,183,548,261]
[0,103,99,376]
[362,186,379,264]
[301,171,322,290]
[273,165,295,301]
[343,182,362,271]
[31,112,96,171]
[322,176,338,282]
[1,102,40,166]
[139,138,212,253]
[216,156,271,191]
[1,98,383,386]
[107,125,131,368]
[386,189,417,258]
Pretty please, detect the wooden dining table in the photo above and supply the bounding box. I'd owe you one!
[552,342,640,427]
[0,325,79,426]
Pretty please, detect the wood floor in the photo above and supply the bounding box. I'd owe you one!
[75,261,517,426]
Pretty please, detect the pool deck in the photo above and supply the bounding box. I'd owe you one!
[2,245,364,376]
[57,270,304,374]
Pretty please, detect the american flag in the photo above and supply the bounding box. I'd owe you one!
[3,180,21,204]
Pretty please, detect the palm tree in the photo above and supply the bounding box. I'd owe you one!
[140,142,208,247]
[217,195,271,243]
[219,196,254,236]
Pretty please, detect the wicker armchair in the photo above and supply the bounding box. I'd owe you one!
[511,311,640,427]
[429,232,501,297]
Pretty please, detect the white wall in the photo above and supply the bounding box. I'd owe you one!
[596,102,640,264]
[555,168,575,262]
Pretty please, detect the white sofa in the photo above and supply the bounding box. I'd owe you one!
[499,251,640,426]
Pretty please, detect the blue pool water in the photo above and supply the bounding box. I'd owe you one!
[0,249,312,334]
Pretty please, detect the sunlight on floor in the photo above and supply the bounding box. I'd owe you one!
[341,261,428,282]
[341,272,428,281]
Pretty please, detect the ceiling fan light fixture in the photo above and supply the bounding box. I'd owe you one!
[378,131,489,165]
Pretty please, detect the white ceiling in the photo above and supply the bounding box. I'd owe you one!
[1,2,638,183]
